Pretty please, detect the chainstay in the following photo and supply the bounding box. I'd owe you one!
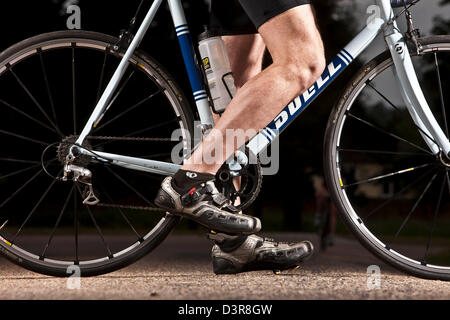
[79,136,179,210]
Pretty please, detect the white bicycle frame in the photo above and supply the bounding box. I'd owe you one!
[73,0,450,176]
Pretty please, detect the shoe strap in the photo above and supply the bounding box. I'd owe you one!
[180,181,239,208]
[180,183,212,206]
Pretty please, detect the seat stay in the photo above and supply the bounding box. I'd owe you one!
[75,0,165,147]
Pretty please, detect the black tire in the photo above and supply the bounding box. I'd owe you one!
[324,36,450,281]
[0,30,195,277]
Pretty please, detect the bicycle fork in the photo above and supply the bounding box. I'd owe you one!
[380,1,450,157]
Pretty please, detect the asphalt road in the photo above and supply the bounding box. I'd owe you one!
[0,232,450,300]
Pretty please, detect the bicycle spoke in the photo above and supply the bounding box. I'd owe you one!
[75,184,113,258]
[363,166,436,220]
[367,83,438,146]
[105,167,152,205]
[94,90,161,132]
[9,68,63,137]
[392,171,438,241]
[73,188,79,263]
[0,164,42,181]
[434,52,449,137]
[343,163,433,189]
[0,98,57,134]
[92,70,135,130]
[0,129,50,147]
[124,118,180,138]
[72,46,77,135]
[423,172,445,264]
[39,50,58,124]
[98,184,142,240]
[339,148,432,157]
[96,50,108,103]
[0,220,7,230]
[367,82,403,113]
[104,70,135,113]
[347,112,434,155]
[447,170,450,197]
[41,186,74,258]
[12,176,59,242]
[0,158,41,165]
[0,169,43,209]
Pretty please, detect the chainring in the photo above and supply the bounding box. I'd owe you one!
[215,149,263,210]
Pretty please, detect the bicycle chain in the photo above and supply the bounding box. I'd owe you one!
[87,135,176,142]
[95,202,165,212]
[81,136,261,211]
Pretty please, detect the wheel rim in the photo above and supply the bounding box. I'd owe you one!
[330,42,450,275]
[0,35,189,273]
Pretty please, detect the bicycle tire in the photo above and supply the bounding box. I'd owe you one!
[325,35,450,281]
[0,30,196,277]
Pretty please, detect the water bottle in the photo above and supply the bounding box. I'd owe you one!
[198,29,237,113]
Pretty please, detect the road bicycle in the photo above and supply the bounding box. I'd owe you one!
[0,0,449,280]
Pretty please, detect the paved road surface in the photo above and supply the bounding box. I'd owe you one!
[0,233,449,300]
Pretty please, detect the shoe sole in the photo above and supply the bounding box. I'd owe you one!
[213,240,314,275]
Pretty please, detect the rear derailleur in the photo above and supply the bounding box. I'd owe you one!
[62,155,100,206]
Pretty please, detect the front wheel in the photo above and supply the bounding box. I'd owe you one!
[325,36,450,281]
[0,30,195,276]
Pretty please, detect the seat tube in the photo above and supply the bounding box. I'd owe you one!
[167,0,214,127]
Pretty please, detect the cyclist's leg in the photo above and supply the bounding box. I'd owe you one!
[211,34,265,206]
[223,34,266,89]
[154,4,324,237]
[154,33,268,235]
[182,4,325,174]
[211,34,265,123]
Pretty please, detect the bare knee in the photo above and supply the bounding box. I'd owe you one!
[259,5,326,95]
[281,52,326,95]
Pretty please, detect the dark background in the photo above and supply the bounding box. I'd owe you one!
[0,0,448,232]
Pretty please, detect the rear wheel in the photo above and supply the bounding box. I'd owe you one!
[325,36,450,281]
[0,30,195,276]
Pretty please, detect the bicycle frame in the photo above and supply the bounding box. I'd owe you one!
[74,0,450,176]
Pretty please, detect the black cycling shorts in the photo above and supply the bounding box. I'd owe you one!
[209,0,311,35]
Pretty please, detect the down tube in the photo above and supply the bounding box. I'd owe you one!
[247,20,384,156]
